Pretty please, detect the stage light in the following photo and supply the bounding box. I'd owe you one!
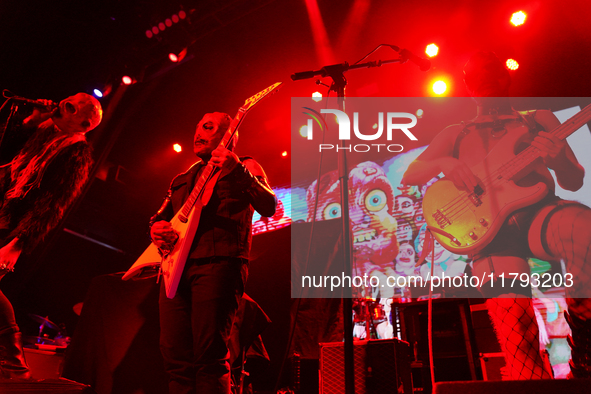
[172,14,179,23]
[165,18,172,27]
[416,109,424,118]
[158,22,166,31]
[312,91,322,102]
[179,10,187,19]
[168,48,188,63]
[173,144,182,153]
[145,30,153,39]
[432,80,447,95]
[93,89,103,98]
[122,76,133,85]
[282,151,288,157]
[425,44,438,57]
[511,11,527,26]
[506,59,519,70]
[299,125,308,138]
[152,26,159,35]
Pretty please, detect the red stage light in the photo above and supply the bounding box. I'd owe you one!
[152,26,159,35]
[432,80,447,95]
[158,22,166,31]
[511,11,527,26]
[145,30,153,39]
[122,76,133,85]
[165,18,172,27]
[506,59,519,70]
[169,53,179,62]
[179,10,187,19]
[425,44,438,57]
[281,151,288,157]
[173,144,182,153]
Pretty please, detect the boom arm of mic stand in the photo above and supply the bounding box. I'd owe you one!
[290,58,404,81]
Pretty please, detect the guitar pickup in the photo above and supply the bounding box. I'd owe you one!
[468,193,482,207]
[433,209,452,229]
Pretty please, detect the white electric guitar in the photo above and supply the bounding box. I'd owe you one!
[422,103,591,255]
[123,82,282,298]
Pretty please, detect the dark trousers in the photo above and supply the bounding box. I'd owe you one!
[159,257,248,394]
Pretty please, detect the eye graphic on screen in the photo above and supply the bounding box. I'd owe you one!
[323,202,342,220]
[365,189,387,212]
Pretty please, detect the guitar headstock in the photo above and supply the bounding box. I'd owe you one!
[240,82,282,112]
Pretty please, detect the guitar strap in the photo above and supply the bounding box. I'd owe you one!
[452,121,474,159]
[452,111,542,159]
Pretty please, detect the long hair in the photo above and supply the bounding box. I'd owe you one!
[3,119,85,200]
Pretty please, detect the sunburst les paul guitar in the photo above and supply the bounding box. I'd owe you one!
[122,82,282,298]
[422,103,591,255]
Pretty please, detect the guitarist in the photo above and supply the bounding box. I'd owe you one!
[149,112,276,393]
[402,52,591,379]
[0,93,101,379]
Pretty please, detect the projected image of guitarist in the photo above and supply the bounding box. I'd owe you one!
[402,52,591,380]
[149,112,276,393]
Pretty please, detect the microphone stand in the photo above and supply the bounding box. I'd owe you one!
[292,57,404,394]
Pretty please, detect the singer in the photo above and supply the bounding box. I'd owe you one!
[0,92,102,379]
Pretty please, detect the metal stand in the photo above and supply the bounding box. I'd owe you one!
[292,57,405,394]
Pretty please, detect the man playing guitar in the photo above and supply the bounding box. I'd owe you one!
[402,52,591,379]
[149,112,276,393]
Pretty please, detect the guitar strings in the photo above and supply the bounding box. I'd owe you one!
[438,105,591,215]
[434,106,591,225]
[434,106,591,228]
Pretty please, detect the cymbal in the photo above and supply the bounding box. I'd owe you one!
[28,314,60,331]
[22,335,56,346]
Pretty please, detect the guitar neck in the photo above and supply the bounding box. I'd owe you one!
[502,103,591,178]
[180,110,247,219]
[175,81,282,221]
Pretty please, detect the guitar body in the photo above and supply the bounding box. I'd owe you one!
[160,200,203,298]
[423,125,548,254]
[122,168,219,297]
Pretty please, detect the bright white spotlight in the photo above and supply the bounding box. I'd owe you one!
[511,11,527,26]
[506,59,519,71]
[425,44,439,57]
[432,80,447,95]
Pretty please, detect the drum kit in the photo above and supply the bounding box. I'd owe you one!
[352,298,387,339]
[22,313,70,348]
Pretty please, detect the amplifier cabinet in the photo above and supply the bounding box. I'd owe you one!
[319,339,412,394]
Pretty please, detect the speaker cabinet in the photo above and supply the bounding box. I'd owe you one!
[319,339,412,394]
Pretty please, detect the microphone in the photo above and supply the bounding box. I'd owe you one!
[399,48,431,71]
[2,90,57,109]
